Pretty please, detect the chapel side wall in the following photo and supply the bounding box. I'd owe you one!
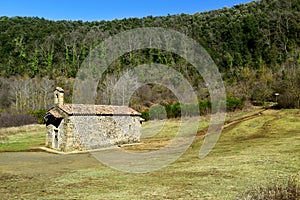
[114,115,141,145]
[64,116,87,152]
[67,115,141,151]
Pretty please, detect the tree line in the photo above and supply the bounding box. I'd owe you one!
[0,0,299,78]
[0,0,299,125]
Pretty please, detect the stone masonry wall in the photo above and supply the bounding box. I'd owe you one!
[45,124,54,148]
[46,119,67,151]
[57,119,67,151]
[64,115,141,152]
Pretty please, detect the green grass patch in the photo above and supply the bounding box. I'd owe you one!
[0,128,45,152]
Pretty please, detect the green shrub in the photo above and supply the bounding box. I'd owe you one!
[27,109,47,124]
[172,103,181,118]
[181,104,199,117]
[149,105,166,120]
[165,104,174,119]
[199,100,211,115]
[141,110,150,121]
[226,97,245,112]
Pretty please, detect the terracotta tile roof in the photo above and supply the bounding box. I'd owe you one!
[58,104,141,116]
[48,109,63,118]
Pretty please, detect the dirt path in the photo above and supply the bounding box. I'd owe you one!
[195,108,267,137]
[223,109,266,129]
[0,152,100,176]
[0,151,103,199]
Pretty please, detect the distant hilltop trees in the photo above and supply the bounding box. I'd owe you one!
[0,0,299,118]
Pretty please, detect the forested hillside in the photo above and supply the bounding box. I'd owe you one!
[0,0,299,125]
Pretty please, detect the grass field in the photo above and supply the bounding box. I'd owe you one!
[0,124,45,152]
[0,109,299,199]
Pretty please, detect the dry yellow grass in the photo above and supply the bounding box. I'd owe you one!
[0,124,45,136]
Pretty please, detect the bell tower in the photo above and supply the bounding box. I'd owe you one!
[54,87,64,107]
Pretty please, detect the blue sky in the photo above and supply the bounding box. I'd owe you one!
[0,0,252,21]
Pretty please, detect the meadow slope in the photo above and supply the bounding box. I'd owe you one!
[0,109,299,199]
